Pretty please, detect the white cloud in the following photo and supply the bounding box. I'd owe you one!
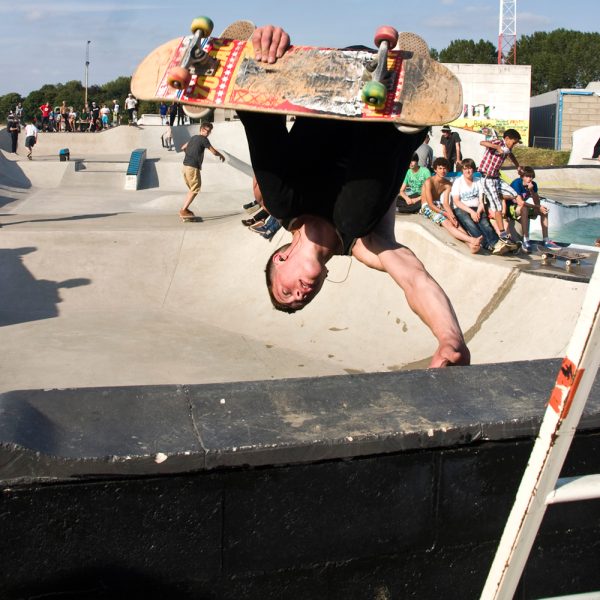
[518,12,552,26]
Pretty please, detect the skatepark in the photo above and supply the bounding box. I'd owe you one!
[2,120,600,598]
[1,120,598,392]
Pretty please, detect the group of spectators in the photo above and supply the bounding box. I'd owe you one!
[5,93,140,158]
[396,126,561,255]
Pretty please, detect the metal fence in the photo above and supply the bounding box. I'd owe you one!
[532,136,556,149]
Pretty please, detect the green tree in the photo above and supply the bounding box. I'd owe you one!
[439,39,497,64]
[101,76,131,105]
[517,29,600,95]
[0,93,23,122]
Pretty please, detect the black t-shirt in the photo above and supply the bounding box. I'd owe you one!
[440,132,461,163]
[239,112,424,254]
[183,135,212,169]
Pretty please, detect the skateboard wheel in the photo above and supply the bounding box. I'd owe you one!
[361,81,387,109]
[191,16,214,37]
[565,259,572,267]
[167,66,192,90]
[541,253,548,260]
[374,26,399,48]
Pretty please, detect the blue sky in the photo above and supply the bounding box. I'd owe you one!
[1,0,598,97]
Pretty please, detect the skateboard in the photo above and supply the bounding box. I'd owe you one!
[131,17,462,126]
[182,20,256,120]
[540,247,590,268]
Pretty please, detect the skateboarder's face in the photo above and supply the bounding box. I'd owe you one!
[271,254,327,310]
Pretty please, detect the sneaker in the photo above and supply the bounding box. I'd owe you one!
[243,200,257,211]
[544,239,561,250]
[521,240,532,253]
[492,240,510,255]
[241,217,259,226]
[500,235,518,251]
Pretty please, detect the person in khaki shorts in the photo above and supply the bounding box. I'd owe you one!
[180,122,225,219]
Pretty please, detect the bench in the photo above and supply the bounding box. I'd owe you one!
[124,148,147,190]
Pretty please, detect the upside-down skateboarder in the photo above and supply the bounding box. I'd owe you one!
[240,25,470,368]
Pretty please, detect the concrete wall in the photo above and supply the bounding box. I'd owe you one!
[561,93,600,151]
[1,362,599,599]
[445,63,531,142]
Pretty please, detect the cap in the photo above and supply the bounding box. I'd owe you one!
[441,125,451,132]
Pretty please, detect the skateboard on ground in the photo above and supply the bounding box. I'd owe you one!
[540,247,590,268]
[131,17,462,127]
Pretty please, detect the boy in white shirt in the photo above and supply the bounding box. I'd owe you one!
[450,158,504,254]
[24,119,39,160]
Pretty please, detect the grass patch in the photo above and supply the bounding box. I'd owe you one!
[513,146,570,168]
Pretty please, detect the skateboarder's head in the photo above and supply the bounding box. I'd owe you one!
[265,243,328,313]
[200,122,213,136]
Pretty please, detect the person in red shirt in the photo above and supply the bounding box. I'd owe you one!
[39,102,51,132]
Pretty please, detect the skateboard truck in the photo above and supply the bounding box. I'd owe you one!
[167,16,216,90]
[361,26,399,109]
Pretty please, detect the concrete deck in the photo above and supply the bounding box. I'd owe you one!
[0,122,597,393]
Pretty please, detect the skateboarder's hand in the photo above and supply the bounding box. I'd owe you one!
[252,26,290,63]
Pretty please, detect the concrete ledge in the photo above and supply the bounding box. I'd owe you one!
[1,359,599,483]
[124,148,146,190]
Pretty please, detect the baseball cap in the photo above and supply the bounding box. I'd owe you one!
[441,125,451,132]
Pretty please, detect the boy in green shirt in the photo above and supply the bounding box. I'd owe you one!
[397,153,431,214]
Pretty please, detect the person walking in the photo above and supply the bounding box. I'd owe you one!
[23,118,39,160]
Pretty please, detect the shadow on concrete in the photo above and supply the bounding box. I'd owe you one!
[139,158,159,189]
[171,126,192,152]
[0,153,33,189]
[0,247,91,327]
[0,212,123,228]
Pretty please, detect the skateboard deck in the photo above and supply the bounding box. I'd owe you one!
[540,248,590,267]
[131,22,462,126]
[183,20,256,120]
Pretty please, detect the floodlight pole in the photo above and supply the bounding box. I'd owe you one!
[84,41,91,108]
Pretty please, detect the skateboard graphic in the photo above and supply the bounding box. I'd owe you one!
[540,248,590,268]
[131,17,462,126]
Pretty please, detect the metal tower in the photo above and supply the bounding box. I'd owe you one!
[498,0,517,64]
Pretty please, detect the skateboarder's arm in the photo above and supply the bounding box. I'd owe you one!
[251,26,290,63]
[352,203,470,367]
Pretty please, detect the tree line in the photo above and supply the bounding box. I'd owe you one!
[0,77,159,124]
[431,29,600,96]
[1,28,599,123]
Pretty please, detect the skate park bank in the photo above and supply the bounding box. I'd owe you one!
[1,121,599,598]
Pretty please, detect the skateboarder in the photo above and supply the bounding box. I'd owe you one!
[240,26,470,368]
[179,122,225,219]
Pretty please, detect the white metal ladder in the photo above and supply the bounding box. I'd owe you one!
[481,260,600,600]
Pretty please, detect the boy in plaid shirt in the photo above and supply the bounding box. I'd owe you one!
[479,128,524,251]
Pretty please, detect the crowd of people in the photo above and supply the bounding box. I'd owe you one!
[398,125,561,255]
[5,94,141,159]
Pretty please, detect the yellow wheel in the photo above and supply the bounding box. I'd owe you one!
[190,16,214,37]
[361,81,387,109]
[167,66,192,90]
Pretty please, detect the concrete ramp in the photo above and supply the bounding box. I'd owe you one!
[569,125,600,165]
[0,118,594,393]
